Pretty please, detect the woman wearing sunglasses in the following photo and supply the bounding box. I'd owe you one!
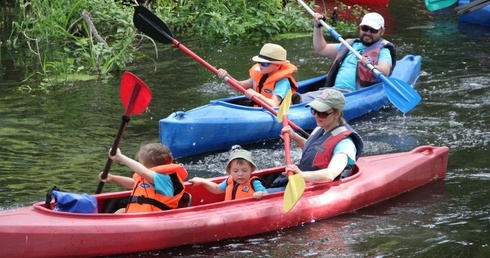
[267,88,363,192]
[302,12,396,101]
[217,43,299,107]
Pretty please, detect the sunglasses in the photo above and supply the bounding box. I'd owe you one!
[258,62,271,67]
[310,108,334,118]
[360,25,380,34]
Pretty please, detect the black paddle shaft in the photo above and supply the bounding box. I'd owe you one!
[133,5,311,138]
[95,115,130,194]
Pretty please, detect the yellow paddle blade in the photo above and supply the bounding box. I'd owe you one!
[277,90,292,122]
[283,173,306,212]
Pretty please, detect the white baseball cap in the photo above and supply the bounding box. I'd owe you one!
[359,12,385,30]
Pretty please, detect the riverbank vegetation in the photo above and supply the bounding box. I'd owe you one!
[6,0,367,92]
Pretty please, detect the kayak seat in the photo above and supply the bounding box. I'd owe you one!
[177,191,192,208]
[292,92,302,105]
[263,172,282,188]
[100,197,128,213]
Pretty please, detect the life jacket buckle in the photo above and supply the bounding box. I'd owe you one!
[130,195,146,205]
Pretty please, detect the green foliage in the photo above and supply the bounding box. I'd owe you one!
[8,0,367,93]
[334,2,369,37]
[153,0,312,43]
[11,0,138,90]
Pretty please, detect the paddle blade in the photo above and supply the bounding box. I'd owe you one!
[284,173,306,212]
[425,0,458,11]
[133,6,174,44]
[277,90,292,122]
[120,72,152,115]
[383,77,422,114]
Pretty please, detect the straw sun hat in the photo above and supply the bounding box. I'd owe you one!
[251,43,289,64]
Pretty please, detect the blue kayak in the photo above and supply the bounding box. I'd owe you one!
[458,0,490,27]
[160,55,422,158]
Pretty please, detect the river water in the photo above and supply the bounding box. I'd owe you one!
[1,0,489,257]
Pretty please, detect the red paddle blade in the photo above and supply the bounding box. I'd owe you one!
[120,72,152,116]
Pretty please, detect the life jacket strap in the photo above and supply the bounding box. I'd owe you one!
[125,195,172,211]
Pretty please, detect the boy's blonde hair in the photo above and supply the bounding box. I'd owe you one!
[135,143,173,168]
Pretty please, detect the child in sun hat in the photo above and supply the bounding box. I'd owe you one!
[189,146,268,200]
[216,43,300,107]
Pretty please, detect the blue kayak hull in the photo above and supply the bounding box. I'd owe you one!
[458,0,490,27]
[160,55,422,158]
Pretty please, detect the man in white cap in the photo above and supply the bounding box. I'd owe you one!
[305,12,396,96]
[217,43,299,107]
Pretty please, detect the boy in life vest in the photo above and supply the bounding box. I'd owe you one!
[189,147,267,200]
[98,143,187,213]
[216,43,300,107]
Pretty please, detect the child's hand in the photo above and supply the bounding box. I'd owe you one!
[188,177,204,186]
[108,148,123,162]
[98,172,112,183]
[253,191,267,199]
[217,69,228,80]
[244,88,259,99]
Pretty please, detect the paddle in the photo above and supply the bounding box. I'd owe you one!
[279,90,306,213]
[296,0,421,114]
[132,5,310,138]
[425,0,458,11]
[95,72,152,194]
[454,0,490,16]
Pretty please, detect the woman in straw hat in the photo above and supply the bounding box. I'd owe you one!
[217,43,299,107]
[268,88,364,192]
[189,147,268,200]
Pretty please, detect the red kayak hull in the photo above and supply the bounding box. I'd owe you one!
[0,146,449,257]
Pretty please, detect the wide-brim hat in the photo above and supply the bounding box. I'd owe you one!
[359,12,385,30]
[305,88,346,112]
[226,149,257,171]
[251,43,289,64]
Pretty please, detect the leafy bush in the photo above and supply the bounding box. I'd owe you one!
[153,0,312,43]
[8,0,365,92]
[11,0,138,90]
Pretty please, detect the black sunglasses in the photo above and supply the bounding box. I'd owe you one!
[310,108,334,118]
[258,62,271,67]
[360,25,380,34]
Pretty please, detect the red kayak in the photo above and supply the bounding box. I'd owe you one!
[0,146,449,258]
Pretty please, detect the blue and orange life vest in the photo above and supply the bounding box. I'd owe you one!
[224,176,264,200]
[249,62,298,100]
[325,38,396,89]
[125,163,187,213]
[299,124,364,180]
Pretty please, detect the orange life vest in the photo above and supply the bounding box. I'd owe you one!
[224,176,264,200]
[125,163,187,213]
[249,63,298,100]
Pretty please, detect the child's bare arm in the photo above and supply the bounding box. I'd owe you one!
[98,172,135,189]
[189,177,224,194]
[109,148,155,183]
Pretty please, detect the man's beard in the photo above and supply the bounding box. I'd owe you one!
[360,36,377,46]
